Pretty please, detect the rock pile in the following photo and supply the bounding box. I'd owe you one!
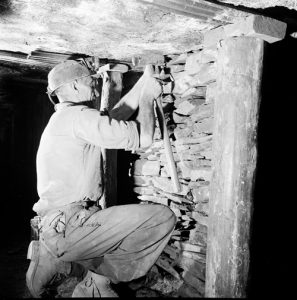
[129,44,218,297]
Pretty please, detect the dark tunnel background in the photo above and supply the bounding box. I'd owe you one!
[0,78,52,237]
[0,34,296,297]
[247,35,296,297]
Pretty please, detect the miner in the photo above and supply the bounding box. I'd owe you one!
[26,60,176,297]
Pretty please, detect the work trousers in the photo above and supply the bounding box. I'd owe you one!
[39,202,176,283]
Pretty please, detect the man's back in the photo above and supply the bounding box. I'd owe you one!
[33,103,102,216]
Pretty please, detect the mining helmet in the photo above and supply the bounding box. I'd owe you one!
[47,60,96,96]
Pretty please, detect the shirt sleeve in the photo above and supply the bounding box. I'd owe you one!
[72,107,139,151]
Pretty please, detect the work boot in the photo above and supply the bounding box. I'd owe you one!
[72,270,119,297]
[26,240,71,298]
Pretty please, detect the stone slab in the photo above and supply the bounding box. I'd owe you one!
[224,15,287,43]
[194,118,214,134]
[203,15,287,46]
[203,25,226,47]
[133,160,160,176]
[192,186,210,203]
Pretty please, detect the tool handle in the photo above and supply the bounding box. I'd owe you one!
[155,96,181,193]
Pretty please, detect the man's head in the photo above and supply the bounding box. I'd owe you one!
[47,60,99,104]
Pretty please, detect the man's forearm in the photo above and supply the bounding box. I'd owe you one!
[109,74,145,121]
[109,100,137,121]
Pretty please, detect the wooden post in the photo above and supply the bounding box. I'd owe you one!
[98,71,123,208]
[205,37,264,297]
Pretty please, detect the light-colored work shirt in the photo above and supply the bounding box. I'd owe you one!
[33,102,139,216]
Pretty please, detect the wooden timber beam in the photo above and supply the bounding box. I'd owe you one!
[97,71,123,209]
[205,16,286,297]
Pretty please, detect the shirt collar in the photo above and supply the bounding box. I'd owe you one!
[54,102,75,111]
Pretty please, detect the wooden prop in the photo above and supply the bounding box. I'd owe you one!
[97,67,126,208]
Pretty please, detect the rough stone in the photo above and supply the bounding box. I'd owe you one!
[153,177,189,195]
[169,64,185,73]
[178,163,212,181]
[203,15,287,47]
[190,168,212,182]
[169,204,182,217]
[217,0,297,10]
[170,201,190,212]
[159,152,180,163]
[138,195,168,206]
[172,112,188,124]
[175,144,190,153]
[205,81,217,103]
[203,26,226,47]
[155,255,181,280]
[177,152,205,162]
[224,15,287,43]
[178,283,203,298]
[181,87,201,98]
[190,103,214,122]
[185,52,202,75]
[149,274,184,296]
[163,245,180,260]
[162,94,175,103]
[163,81,173,94]
[160,167,170,178]
[133,176,153,187]
[151,140,164,149]
[188,181,210,189]
[0,0,207,60]
[192,62,217,85]
[133,186,155,195]
[174,94,206,107]
[156,190,184,204]
[182,272,205,295]
[192,186,210,203]
[174,134,212,146]
[181,160,212,170]
[174,126,193,140]
[177,257,206,281]
[189,141,212,152]
[174,241,206,254]
[199,45,218,63]
[194,202,209,215]
[200,150,212,159]
[167,53,188,65]
[180,249,206,264]
[194,118,214,134]
[172,72,193,95]
[147,154,160,161]
[191,211,208,226]
[152,177,177,194]
[133,160,160,176]
[189,229,208,247]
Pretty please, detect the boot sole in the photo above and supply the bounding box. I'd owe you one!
[26,241,40,298]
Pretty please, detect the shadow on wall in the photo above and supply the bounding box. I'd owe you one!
[117,71,143,205]
[248,34,297,297]
[0,72,53,238]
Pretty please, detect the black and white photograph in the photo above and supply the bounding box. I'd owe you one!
[0,0,296,298]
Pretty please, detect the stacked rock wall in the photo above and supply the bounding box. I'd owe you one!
[129,44,218,297]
